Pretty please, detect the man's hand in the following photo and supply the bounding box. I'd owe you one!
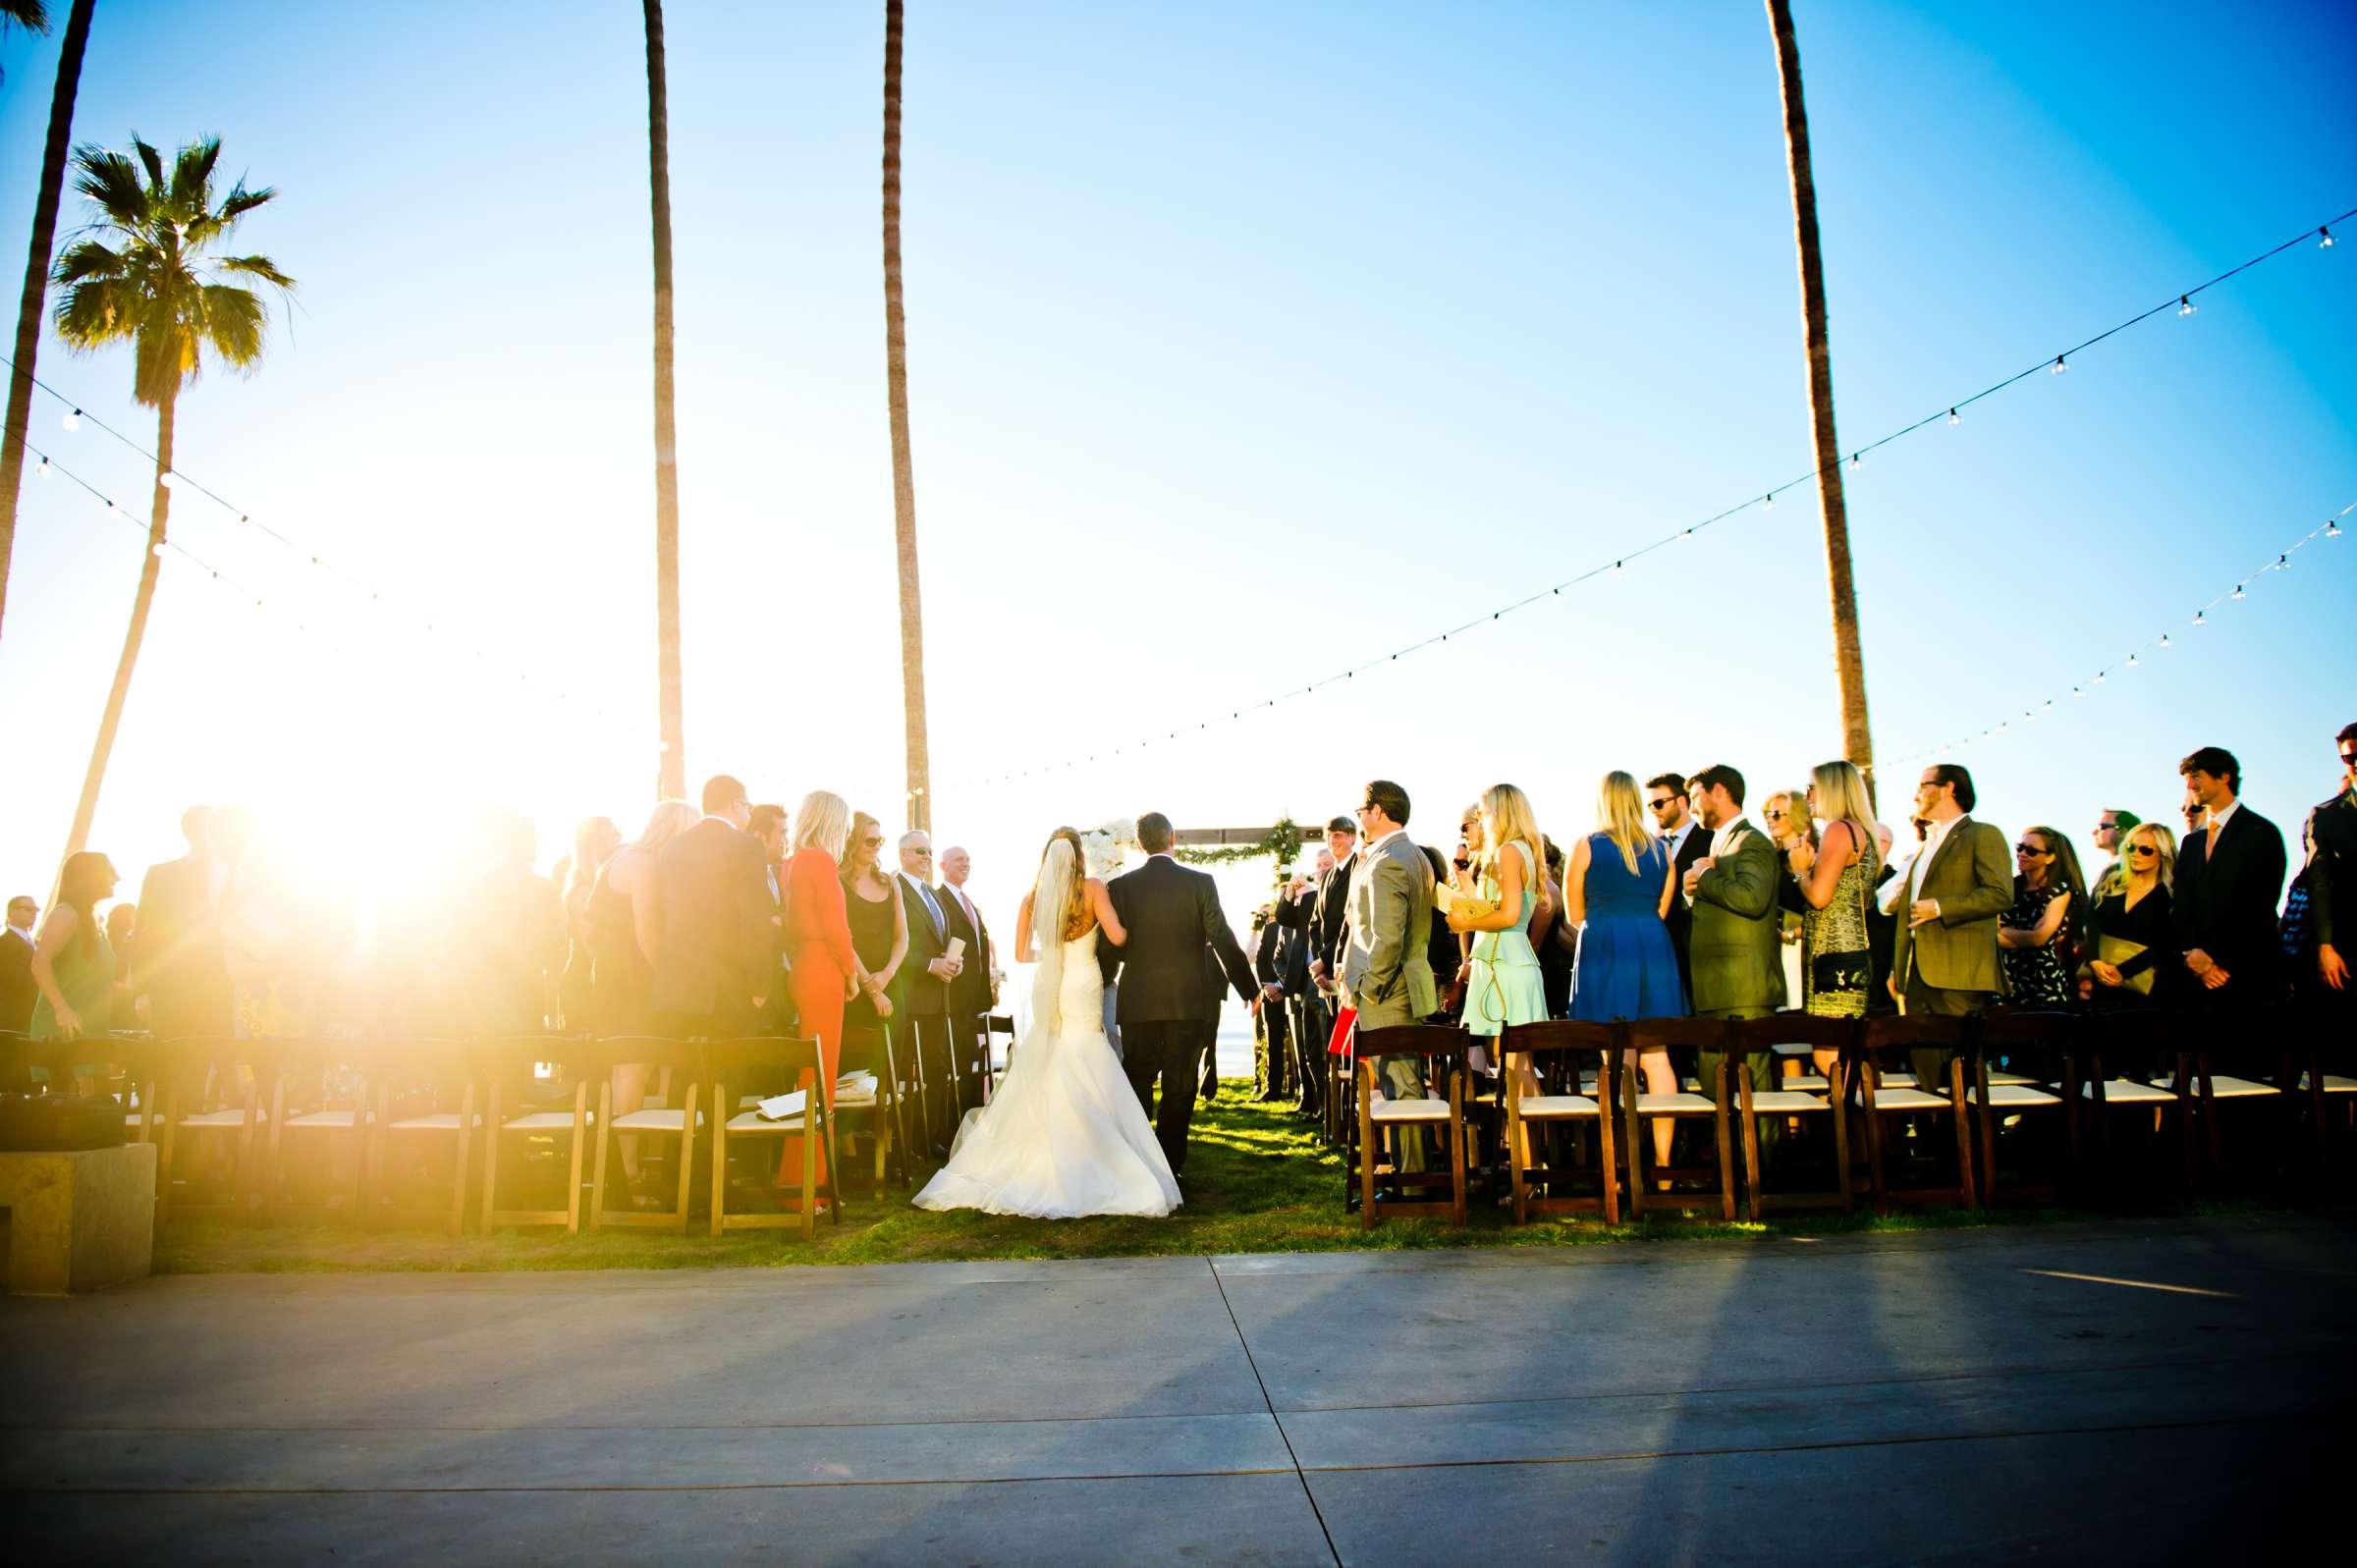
[928,955,962,982]
[1908,899,1940,928]
[1683,858,1713,897]
[2184,948,2214,976]
[2320,943,2349,991]
[2090,959,2122,987]
[2201,964,2231,991]
[1309,957,1328,983]
[749,996,766,1011]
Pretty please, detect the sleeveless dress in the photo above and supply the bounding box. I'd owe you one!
[2000,880,2073,1006]
[913,927,1179,1217]
[1463,840,1549,1036]
[844,879,900,1027]
[1571,834,1686,1021]
[29,926,115,1040]
[586,868,655,1037]
[1800,851,1875,1018]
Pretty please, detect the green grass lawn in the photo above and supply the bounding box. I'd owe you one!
[152,1080,2191,1275]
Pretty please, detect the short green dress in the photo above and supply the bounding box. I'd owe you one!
[1463,840,1550,1036]
[29,920,115,1041]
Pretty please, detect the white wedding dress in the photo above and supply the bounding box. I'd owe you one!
[913,926,1180,1218]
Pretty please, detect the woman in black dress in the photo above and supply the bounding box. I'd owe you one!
[1999,825,2085,1007]
[841,811,908,1030]
[2081,823,2177,1010]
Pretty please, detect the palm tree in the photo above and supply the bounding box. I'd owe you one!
[49,135,294,868]
[643,0,685,801]
[883,0,931,834]
[0,0,95,647]
[1766,0,1875,788]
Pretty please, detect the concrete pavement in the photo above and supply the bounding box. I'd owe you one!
[4,1215,2349,1564]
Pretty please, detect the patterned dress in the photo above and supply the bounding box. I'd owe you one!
[2000,880,2073,1006]
[1799,852,1875,1018]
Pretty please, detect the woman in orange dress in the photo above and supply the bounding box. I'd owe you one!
[777,790,863,1191]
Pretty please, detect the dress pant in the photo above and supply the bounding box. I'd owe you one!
[1255,1002,1290,1101]
[1123,1017,1210,1177]
[904,1010,957,1152]
[1901,973,1992,1092]
[1695,1005,1780,1153]
[1353,990,1428,1173]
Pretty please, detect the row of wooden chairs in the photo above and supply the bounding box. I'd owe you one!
[1347,1004,2352,1228]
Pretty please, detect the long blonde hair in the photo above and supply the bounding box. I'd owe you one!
[1807,760,1878,878]
[2124,821,2178,892]
[1476,783,1544,889]
[794,789,851,859]
[1595,771,1650,875]
[631,798,699,856]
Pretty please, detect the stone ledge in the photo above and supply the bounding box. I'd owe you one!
[0,1143,157,1295]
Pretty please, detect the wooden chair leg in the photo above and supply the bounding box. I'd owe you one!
[155,1082,182,1224]
[1861,1074,1889,1217]
[1736,1063,1763,1220]
[1451,1075,1467,1226]
[2198,1052,2224,1174]
[799,1068,820,1244]
[674,1081,698,1236]
[1713,1061,1735,1222]
[1507,1095,1527,1224]
[1623,1068,1646,1221]
[564,1083,588,1234]
[1357,1062,1378,1230]
[450,1082,476,1237]
[590,1080,614,1231]
[1598,1058,1620,1226]
[2061,1060,2082,1200]
[479,1082,503,1234]
[1949,1058,1978,1210]
[710,1082,728,1237]
[1830,1059,1854,1215]
[1975,1058,1999,1209]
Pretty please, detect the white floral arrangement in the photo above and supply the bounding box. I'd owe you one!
[1081,817,1135,882]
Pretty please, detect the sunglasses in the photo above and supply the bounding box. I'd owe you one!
[2014,843,2052,856]
[2125,843,2158,856]
[1646,797,1675,811]
[861,836,885,847]
[1763,809,1787,821]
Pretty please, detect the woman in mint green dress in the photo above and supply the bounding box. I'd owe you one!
[29,853,121,1086]
[1448,784,1553,1162]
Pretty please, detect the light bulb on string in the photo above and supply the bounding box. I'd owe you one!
[2276,553,2289,570]
[1947,407,1960,426]
[2193,609,2207,626]
[2231,584,2246,600]
[2160,632,2172,649]
[1763,493,1776,512]
[2125,652,2140,669]
[2051,355,2068,374]
[34,455,49,478]
[2094,670,2107,684]
[2178,296,2196,317]
[2330,519,2343,539]
[1848,452,1861,470]
[2323,226,2336,248]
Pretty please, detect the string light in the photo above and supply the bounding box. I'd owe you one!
[1849,451,1861,469]
[2052,354,2068,374]
[34,455,49,478]
[61,407,80,432]
[2193,609,2207,626]
[2330,518,2343,539]
[1947,407,1961,426]
[2178,296,2196,317]
[2324,226,2336,248]
[1762,493,1776,511]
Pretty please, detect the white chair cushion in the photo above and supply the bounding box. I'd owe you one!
[836,1086,880,1108]
[2198,1074,2279,1100]
[1783,1073,1831,1092]
[2082,1079,2176,1105]
[283,1109,361,1129]
[388,1111,482,1131]
[2297,1073,2357,1094]
[1984,1069,2040,1087]
[725,1109,797,1134]
[177,1108,259,1128]
[1516,1094,1599,1118]
[1748,1090,1830,1111]
[1869,1086,1952,1110]
[1676,1076,1704,1093]
[1966,1083,2063,1108]
[1771,1043,1815,1057]
[1878,1071,1918,1088]
[1634,1091,1718,1114]
[502,1110,592,1132]
[1370,1098,1453,1123]
[610,1108,698,1132]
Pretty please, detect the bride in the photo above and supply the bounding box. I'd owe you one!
[913,828,1181,1218]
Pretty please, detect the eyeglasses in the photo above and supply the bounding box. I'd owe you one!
[861,836,885,847]
[2341,749,2357,767]
[1763,809,1787,821]
[910,849,933,858]
[2125,843,2158,857]
[2014,843,2052,857]
[2095,821,2118,832]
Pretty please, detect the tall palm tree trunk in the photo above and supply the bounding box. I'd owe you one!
[1766,0,1874,786]
[0,0,96,647]
[58,387,172,879]
[644,0,685,801]
[882,0,931,835]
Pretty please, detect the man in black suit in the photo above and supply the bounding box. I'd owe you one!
[1282,857,1327,1114]
[133,805,237,1041]
[938,844,995,1114]
[1305,815,1358,1014]
[1250,903,1292,1102]
[2299,724,2357,1013]
[2173,746,2289,1044]
[2,894,37,1034]
[651,775,775,1039]
[748,803,792,1033]
[1647,774,1711,1004]
[1104,812,1257,1177]
[890,830,963,1151]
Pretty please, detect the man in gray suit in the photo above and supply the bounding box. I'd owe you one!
[1681,765,1786,1132]
[1342,780,1439,1172]
[1887,763,2011,1091]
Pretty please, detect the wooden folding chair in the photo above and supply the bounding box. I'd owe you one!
[1351,1024,1471,1228]
[2294,994,2357,1174]
[1727,1014,1856,1217]
[1857,1014,1977,1213]
[1968,1010,2080,1207]
[585,1037,701,1234]
[475,1036,595,1233]
[834,1024,908,1193]
[1621,1016,1734,1221]
[149,1036,269,1226]
[978,1013,1017,1104]
[2178,1002,2292,1191]
[367,1037,478,1235]
[705,1036,837,1242]
[1499,1020,1619,1224]
[254,1039,373,1225]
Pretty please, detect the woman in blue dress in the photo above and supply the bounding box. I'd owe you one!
[1567,770,1686,1169]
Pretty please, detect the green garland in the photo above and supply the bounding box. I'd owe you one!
[1173,815,1301,879]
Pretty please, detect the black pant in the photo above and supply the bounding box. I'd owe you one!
[901,1012,958,1151]
[1123,1017,1210,1176]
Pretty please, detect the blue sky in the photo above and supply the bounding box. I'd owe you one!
[1,0,2351,925]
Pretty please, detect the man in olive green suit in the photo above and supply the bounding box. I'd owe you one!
[1341,780,1439,1172]
[1681,766,1786,1135]
[1887,763,2011,1091]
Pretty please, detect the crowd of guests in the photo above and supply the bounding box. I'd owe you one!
[1238,726,2356,1162]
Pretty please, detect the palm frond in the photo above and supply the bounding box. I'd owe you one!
[214,252,295,292]
[213,183,278,227]
[52,275,139,348]
[197,284,267,367]
[170,136,223,214]
[50,238,127,288]
[132,135,166,193]
[69,144,151,230]
[0,2,52,35]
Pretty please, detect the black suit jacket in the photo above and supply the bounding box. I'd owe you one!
[1311,855,1355,980]
[2173,804,2288,999]
[890,873,952,1020]
[2301,788,2357,951]
[650,818,774,1021]
[1663,824,1713,966]
[940,883,993,1030]
[1104,856,1256,1024]
[1278,889,1316,994]
[0,930,34,1033]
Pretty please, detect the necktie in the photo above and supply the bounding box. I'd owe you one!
[2205,817,2220,861]
[916,881,945,940]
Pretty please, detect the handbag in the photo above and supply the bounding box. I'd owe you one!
[2095,934,2156,996]
[1433,878,1496,923]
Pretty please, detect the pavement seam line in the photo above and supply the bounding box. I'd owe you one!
[0,1469,1306,1496]
[1205,1255,1343,1567]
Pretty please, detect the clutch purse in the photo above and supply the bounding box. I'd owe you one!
[2095,934,2155,996]
[1433,880,1496,922]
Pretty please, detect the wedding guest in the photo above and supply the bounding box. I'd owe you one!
[104,901,137,1026]
[2173,746,2289,1026]
[939,843,996,1113]
[1571,771,1686,1166]
[133,805,232,1040]
[1785,762,1882,1083]
[1309,814,1358,1004]
[652,775,775,1039]
[1999,825,2085,1007]
[1276,853,1329,1112]
[1889,764,2011,1093]
[1647,773,1710,999]
[448,808,564,1037]
[2,894,35,1033]
[2181,796,2206,838]
[588,797,698,1197]
[1682,766,1785,1121]
[2296,723,2357,1013]
[1342,782,1439,1171]
[1449,786,1551,1125]
[29,853,120,1076]
[1422,843,1461,1022]
[891,830,963,1153]
[1252,899,1292,1102]
[1762,786,1814,1008]
[2090,808,2141,900]
[776,790,860,1194]
[2082,822,2177,1018]
[1535,838,1574,1019]
[842,813,907,1039]
[1866,822,1898,1015]
[559,816,622,1032]
[749,803,791,1030]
